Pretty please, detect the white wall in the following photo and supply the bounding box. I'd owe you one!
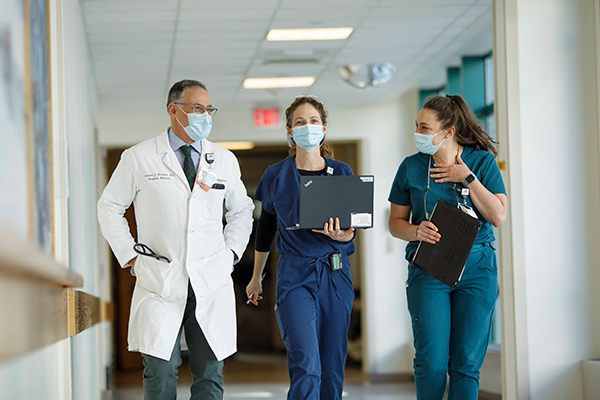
[0,0,109,399]
[61,0,111,399]
[501,0,600,399]
[358,89,419,375]
[98,92,419,375]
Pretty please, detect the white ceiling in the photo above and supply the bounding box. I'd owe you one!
[83,0,493,110]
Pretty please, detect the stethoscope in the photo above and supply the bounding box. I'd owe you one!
[423,149,470,220]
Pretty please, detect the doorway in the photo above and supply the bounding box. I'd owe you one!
[105,140,365,379]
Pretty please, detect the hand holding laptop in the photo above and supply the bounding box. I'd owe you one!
[415,220,441,245]
[311,217,355,242]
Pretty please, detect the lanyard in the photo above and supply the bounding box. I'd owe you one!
[423,148,466,220]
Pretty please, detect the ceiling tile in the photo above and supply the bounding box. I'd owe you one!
[269,19,360,30]
[369,6,467,18]
[280,0,378,8]
[170,65,248,75]
[179,10,272,22]
[85,12,177,25]
[83,1,178,13]
[246,64,326,77]
[176,30,265,42]
[360,17,452,30]
[180,0,280,11]
[85,22,175,34]
[91,42,173,55]
[259,40,347,51]
[88,32,173,44]
[178,20,270,32]
[379,0,476,6]
[274,8,373,21]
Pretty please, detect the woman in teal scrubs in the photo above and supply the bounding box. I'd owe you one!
[388,95,507,400]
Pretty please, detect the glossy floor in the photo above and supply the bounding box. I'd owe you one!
[108,352,417,400]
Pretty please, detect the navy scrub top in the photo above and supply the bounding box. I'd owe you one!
[388,146,506,261]
[255,156,355,258]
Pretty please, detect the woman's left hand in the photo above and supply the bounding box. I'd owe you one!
[430,154,472,184]
[312,217,355,242]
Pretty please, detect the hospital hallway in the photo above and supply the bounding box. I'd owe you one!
[108,352,418,400]
[3,0,600,399]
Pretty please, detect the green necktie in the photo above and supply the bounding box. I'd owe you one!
[180,145,196,190]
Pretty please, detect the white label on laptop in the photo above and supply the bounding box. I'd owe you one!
[351,212,372,228]
[360,176,374,183]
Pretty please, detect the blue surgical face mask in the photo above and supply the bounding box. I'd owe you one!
[292,124,324,150]
[176,106,212,142]
[414,129,446,155]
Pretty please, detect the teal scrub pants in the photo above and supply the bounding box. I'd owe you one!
[406,243,498,400]
[142,282,224,400]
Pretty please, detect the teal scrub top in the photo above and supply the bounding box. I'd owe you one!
[388,146,506,261]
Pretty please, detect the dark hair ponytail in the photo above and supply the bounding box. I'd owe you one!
[285,96,335,159]
[423,94,498,157]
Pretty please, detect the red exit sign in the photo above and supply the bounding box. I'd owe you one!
[254,107,280,128]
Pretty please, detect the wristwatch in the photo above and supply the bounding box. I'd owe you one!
[462,173,476,187]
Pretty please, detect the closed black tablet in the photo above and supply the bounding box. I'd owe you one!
[411,199,482,288]
[298,175,374,230]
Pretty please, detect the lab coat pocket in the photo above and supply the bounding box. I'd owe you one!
[203,189,226,221]
[135,256,174,299]
[199,247,234,292]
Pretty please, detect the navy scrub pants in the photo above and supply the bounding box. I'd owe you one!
[406,243,498,400]
[141,282,224,400]
[275,254,354,400]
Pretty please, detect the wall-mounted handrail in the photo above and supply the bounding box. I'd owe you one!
[0,226,83,362]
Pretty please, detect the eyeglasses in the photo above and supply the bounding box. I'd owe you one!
[175,102,218,116]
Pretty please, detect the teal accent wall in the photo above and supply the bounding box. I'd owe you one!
[461,56,486,114]
[419,89,441,108]
[447,67,461,96]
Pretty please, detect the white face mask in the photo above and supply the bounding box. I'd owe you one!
[176,105,212,141]
[413,129,446,155]
[291,124,324,150]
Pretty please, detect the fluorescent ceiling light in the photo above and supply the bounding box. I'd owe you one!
[267,28,353,41]
[243,77,315,89]
[215,141,255,150]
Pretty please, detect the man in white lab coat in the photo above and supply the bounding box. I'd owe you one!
[97,80,254,400]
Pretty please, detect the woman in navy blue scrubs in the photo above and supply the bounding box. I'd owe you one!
[246,96,356,400]
[388,95,507,400]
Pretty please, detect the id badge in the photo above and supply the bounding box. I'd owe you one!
[330,253,343,272]
[196,168,218,191]
[458,203,478,219]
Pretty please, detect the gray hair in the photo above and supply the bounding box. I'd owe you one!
[166,80,207,108]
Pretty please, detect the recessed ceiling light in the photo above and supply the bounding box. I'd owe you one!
[243,77,315,89]
[266,28,353,41]
[215,141,255,150]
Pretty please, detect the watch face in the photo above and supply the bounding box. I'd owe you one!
[466,174,475,183]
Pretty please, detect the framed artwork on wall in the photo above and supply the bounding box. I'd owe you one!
[0,0,29,240]
[25,0,52,255]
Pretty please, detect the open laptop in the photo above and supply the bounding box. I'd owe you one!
[410,199,482,288]
[296,175,374,230]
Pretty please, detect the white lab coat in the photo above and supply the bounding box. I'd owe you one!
[97,130,254,361]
